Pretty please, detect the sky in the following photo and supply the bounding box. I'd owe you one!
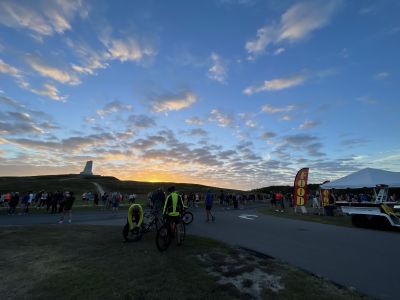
[0,0,399,190]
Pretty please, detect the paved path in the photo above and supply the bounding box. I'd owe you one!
[189,208,400,300]
[1,206,399,300]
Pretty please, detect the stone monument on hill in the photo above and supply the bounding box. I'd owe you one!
[80,161,93,176]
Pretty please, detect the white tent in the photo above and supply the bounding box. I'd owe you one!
[320,168,400,189]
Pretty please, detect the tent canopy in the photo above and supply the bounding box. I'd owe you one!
[320,168,400,189]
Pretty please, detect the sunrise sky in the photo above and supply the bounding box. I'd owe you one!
[0,0,399,190]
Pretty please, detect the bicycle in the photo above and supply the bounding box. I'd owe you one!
[181,206,194,225]
[156,217,185,251]
[123,209,163,242]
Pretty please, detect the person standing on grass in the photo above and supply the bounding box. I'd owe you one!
[205,190,214,222]
[58,191,75,224]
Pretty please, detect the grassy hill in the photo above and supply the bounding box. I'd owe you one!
[0,174,243,200]
[0,174,329,200]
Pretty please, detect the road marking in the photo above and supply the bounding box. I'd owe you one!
[239,214,259,220]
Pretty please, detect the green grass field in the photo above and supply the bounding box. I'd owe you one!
[0,225,371,300]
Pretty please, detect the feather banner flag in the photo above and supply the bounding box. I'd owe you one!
[293,168,309,206]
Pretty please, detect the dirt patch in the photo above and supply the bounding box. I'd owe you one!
[197,249,284,299]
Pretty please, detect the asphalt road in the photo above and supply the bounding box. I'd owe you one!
[1,205,399,300]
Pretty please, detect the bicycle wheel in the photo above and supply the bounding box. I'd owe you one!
[156,225,171,252]
[182,211,193,225]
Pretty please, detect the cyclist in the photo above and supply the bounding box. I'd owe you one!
[162,186,184,244]
[127,201,144,231]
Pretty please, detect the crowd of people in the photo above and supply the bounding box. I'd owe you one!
[0,191,76,215]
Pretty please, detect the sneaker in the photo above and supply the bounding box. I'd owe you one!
[58,220,63,224]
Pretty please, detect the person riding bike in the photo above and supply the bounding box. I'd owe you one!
[162,186,184,244]
[127,202,144,231]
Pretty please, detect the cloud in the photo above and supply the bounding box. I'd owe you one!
[0,106,58,136]
[7,112,31,122]
[260,131,277,139]
[96,101,133,117]
[84,116,95,124]
[218,150,236,159]
[277,134,325,157]
[236,142,262,161]
[151,91,197,112]
[245,120,257,128]
[9,133,114,153]
[0,94,57,123]
[244,74,307,94]
[128,114,156,129]
[0,0,88,38]
[66,39,110,75]
[245,0,341,58]
[261,104,296,114]
[374,72,389,80]
[185,117,204,126]
[66,34,155,81]
[207,52,227,83]
[274,48,285,55]
[0,121,44,135]
[26,55,81,85]
[137,131,223,167]
[237,112,257,128]
[132,135,166,150]
[0,59,66,101]
[102,37,155,63]
[340,138,368,147]
[208,109,234,127]
[187,128,208,137]
[0,59,21,77]
[299,120,320,129]
[28,83,66,102]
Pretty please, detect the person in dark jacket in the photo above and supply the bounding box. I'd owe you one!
[8,192,19,215]
[58,191,75,224]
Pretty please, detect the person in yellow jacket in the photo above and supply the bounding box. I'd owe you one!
[163,186,184,244]
[128,202,143,231]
